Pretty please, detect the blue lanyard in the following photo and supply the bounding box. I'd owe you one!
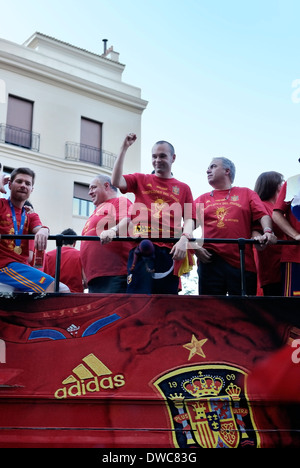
[8,199,26,247]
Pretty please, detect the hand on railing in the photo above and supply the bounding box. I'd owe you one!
[34,227,50,251]
[252,230,277,251]
[193,244,212,263]
[99,228,117,245]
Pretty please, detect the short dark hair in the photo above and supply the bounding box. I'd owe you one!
[254,171,284,201]
[61,228,77,246]
[10,167,36,185]
[154,141,175,156]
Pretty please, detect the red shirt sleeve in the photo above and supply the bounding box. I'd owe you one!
[274,182,288,213]
[27,212,43,232]
[123,173,139,194]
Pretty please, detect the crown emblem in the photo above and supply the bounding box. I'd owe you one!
[168,393,185,402]
[225,382,241,401]
[168,393,185,409]
[183,374,223,398]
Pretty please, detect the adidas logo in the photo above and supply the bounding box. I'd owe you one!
[66,324,80,336]
[54,353,125,399]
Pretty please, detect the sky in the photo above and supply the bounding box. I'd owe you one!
[1,0,300,198]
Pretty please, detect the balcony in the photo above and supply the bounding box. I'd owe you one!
[65,142,117,170]
[0,124,40,152]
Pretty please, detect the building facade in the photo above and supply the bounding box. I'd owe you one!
[0,32,147,249]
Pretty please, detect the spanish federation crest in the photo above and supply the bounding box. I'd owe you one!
[153,364,260,448]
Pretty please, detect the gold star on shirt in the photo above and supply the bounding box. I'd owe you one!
[183,334,208,361]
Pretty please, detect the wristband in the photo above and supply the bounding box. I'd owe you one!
[40,225,50,233]
[181,233,191,240]
[263,227,273,234]
[110,226,118,233]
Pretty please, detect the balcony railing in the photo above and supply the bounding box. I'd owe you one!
[0,124,40,152]
[65,142,117,169]
[0,234,299,294]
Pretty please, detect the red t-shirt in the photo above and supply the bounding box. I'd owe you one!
[195,187,268,272]
[273,181,300,263]
[123,173,196,246]
[0,199,42,269]
[254,200,283,287]
[44,246,84,293]
[80,197,133,283]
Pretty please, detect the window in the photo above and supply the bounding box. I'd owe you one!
[6,95,34,149]
[73,182,94,217]
[80,117,102,165]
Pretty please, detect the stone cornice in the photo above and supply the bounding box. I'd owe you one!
[0,37,148,112]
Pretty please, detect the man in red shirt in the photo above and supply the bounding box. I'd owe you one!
[194,157,276,295]
[273,177,300,296]
[80,174,133,293]
[0,167,69,293]
[44,228,85,293]
[110,134,195,294]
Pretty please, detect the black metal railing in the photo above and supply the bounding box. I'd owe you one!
[0,234,298,296]
[65,142,117,169]
[0,124,40,152]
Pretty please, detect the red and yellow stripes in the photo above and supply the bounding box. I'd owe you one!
[283,262,300,296]
[0,266,48,293]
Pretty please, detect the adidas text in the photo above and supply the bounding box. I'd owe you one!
[54,353,125,399]
[54,374,125,399]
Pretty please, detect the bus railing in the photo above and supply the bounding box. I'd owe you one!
[0,234,299,295]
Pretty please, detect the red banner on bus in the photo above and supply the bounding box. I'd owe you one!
[0,293,299,448]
